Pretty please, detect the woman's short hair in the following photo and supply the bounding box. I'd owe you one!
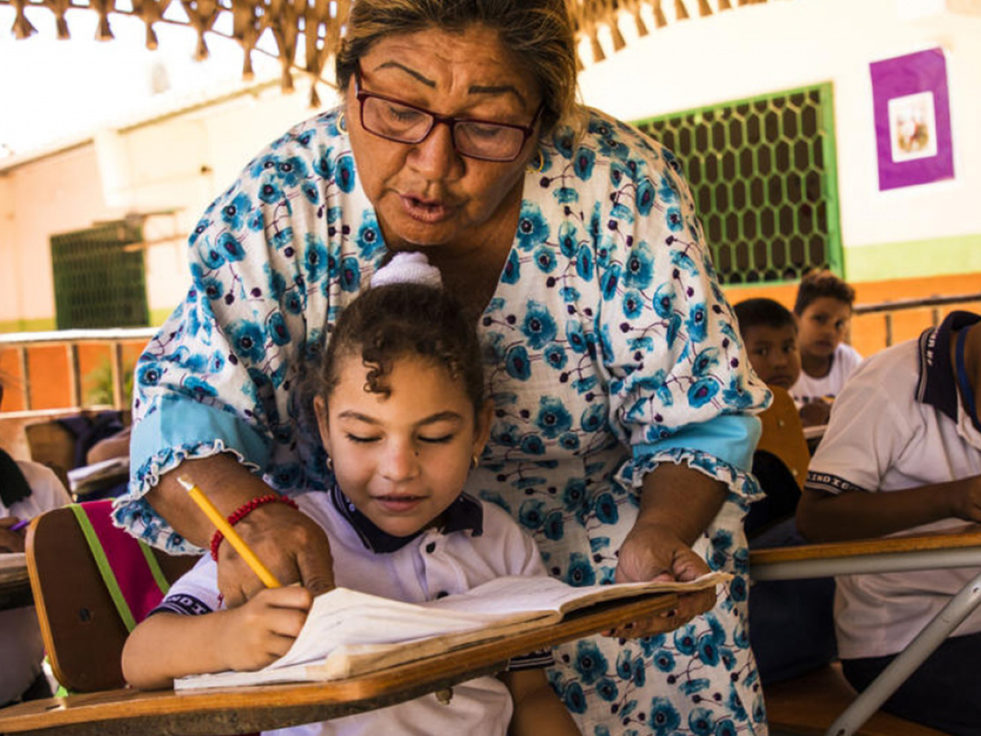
[335,0,577,135]
[317,282,485,416]
[793,269,856,315]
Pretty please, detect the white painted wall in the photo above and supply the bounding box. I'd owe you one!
[0,80,340,325]
[577,0,981,250]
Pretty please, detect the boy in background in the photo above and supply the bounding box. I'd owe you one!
[733,298,837,684]
[798,310,981,734]
[791,270,862,425]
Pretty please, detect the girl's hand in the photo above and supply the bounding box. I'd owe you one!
[0,516,27,553]
[799,399,831,427]
[219,585,313,672]
[609,520,716,638]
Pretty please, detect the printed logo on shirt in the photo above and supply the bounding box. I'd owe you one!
[804,471,868,495]
[153,593,213,617]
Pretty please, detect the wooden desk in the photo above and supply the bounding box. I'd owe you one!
[0,553,32,611]
[0,592,678,736]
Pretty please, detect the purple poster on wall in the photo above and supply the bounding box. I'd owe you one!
[869,48,954,191]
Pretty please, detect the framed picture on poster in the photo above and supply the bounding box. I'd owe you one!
[869,48,954,191]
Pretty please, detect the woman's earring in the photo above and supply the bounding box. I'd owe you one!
[337,111,347,134]
[325,455,334,472]
[471,454,480,470]
[527,148,545,173]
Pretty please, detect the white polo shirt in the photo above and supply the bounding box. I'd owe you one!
[805,311,981,660]
[791,342,863,404]
[157,487,550,736]
[1,460,71,704]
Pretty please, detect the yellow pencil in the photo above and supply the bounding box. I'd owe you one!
[177,475,282,588]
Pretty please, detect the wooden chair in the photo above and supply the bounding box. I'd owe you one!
[751,528,981,736]
[25,501,196,692]
[755,384,810,488]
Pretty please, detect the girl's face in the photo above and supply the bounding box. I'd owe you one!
[314,352,491,538]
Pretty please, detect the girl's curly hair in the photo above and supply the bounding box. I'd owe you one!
[316,282,485,415]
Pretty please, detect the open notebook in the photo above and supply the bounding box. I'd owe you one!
[175,571,730,690]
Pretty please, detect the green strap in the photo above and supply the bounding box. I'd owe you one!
[68,505,169,632]
[139,538,171,596]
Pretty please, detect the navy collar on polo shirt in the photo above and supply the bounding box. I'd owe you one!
[916,310,981,428]
[330,484,484,554]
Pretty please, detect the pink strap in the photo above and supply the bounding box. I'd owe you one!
[78,500,168,624]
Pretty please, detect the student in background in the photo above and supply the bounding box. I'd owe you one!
[0,378,72,707]
[798,310,981,735]
[121,253,580,736]
[732,298,837,685]
[791,270,863,426]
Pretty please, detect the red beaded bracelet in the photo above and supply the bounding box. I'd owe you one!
[209,493,299,561]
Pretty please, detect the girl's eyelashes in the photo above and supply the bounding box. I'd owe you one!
[345,433,381,444]
[418,433,454,444]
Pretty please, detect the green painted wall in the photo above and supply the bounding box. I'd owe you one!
[845,233,981,282]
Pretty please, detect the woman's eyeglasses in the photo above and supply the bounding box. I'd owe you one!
[353,68,541,162]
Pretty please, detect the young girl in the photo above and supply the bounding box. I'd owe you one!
[121,253,580,736]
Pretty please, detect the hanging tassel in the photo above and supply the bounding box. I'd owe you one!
[718,0,732,9]
[633,6,649,36]
[309,82,321,109]
[144,23,158,49]
[610,20,626,51]
[241,52,255,80]
[281,65,295,93]
[674,0,690,21]
[195,32,209,60]
[12,0,37,39]
[697,0,712,15]
[56,15,69,38]
[589,27,605,63]
[652,0,668,28]
[92,0,115,40]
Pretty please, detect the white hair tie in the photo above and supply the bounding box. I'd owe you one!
[370,252,443,289]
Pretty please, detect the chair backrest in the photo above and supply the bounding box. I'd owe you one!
[756,384,810,489]
[25,500,197,692]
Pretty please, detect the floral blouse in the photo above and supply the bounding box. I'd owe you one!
[117,106,771,736]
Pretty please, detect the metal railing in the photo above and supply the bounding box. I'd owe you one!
[853,292,981,347]
[0,327,156,412]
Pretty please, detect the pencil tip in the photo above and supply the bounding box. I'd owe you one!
[176,475,194,491]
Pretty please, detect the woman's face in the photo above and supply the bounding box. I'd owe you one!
[345,25,543,251]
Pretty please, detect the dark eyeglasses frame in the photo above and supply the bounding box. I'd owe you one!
[353,67,542,162]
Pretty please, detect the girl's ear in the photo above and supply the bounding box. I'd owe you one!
[313,395,331,450]
[472,400,494,460]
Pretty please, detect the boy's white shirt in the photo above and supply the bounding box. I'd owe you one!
[791,342,863,404]
[158,490,548,736]
[806,338,981,659]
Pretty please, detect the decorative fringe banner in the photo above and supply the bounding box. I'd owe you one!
[1,0,774,103]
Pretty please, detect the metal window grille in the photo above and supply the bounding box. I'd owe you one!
[50,222,149,329]
[635,83,843,285]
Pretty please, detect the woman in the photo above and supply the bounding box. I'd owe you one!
[116,1,771,733]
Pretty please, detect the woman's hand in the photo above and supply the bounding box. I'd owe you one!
[610,520,716,638]
[0,516,26,553]
[149,454,335,607]
[219,585,313,672]
[218,502,336,608]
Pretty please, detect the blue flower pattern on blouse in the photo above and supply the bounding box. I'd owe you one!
[119,107,771,735]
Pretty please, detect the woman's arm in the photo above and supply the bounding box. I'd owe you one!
[502,668,580,736]
[122,585,312,690]
[797,476,981,543]
[148,454,335,607]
